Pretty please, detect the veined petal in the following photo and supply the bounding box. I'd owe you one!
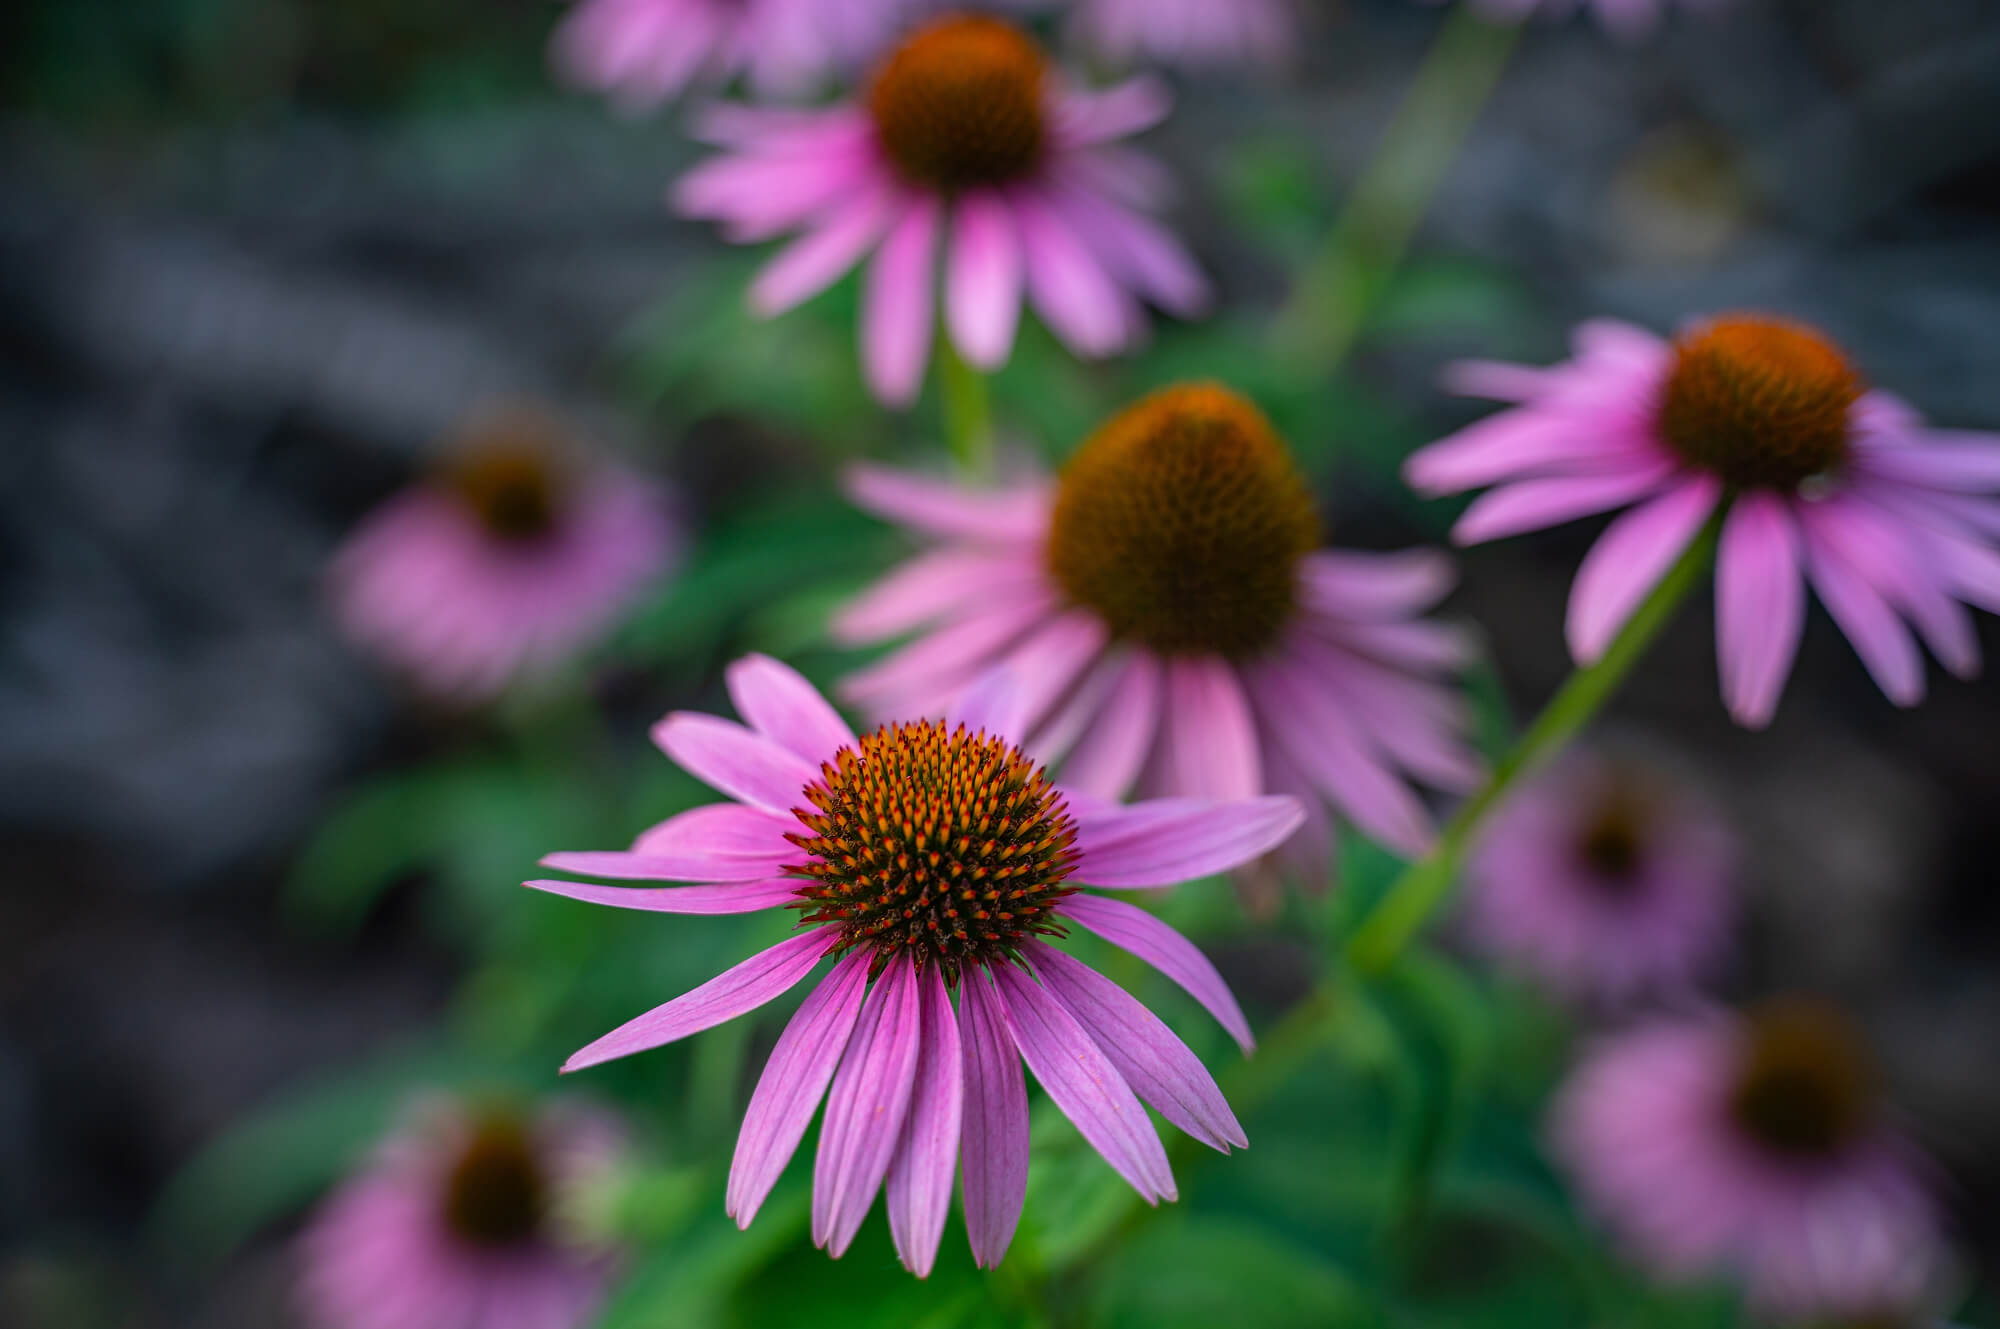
[1163,656,1261,802]
[525,877,800,915]
[813,952,923,1256]
[1057,894,1253,1052]
[885,964,964,1279]
[958,970,1029,1269]
[1715,493,1806,730]
[726,653,856,766]
[1072,796,1305,888]
[630,803,796,862]
[651,713,821,814]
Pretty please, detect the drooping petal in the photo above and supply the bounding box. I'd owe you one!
[651,713,821,814]
[1801,522,1926,708]
[1057,893,1253,1052]
[1714,493,1806,729]
[862,197,942,408]
[1566,475,1724,664]
[947,190,1025,371]
[833,548,1047,646]
[838,587,1058,713]
[726,653,856,765]
[843,464,1053,544]
[1072,796,1305,888]
[746,183,894,316]
[524,877,801,915]
[813,952,923,1257]
[988,963,1175,1204]
[563,931,830,1073]
[1059,650,1162,800]
[727,951,871,1227]
[985,610,1113,739]
[1297,549,1457,621]
[1011,190,1134,358]
[1451,461,1677,545]
[957,969,1029,1269]
[885,964,965,1279]
[1031,944,1245,1152]
[949,667,1030,745]
[1162,655,1261,802]
[1050,76,1172,148]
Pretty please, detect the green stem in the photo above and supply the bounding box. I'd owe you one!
[938,335,994,478]
[1270,8,1521,373]
[1344,510,1725,975]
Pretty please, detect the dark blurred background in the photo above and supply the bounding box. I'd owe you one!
[4,0,2000,1324]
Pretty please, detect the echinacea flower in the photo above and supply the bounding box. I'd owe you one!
[1552,999,1940,1318]
[674,14,1209,407]
[528,654,1303,1275]
[1068,0,1295,72]
[1406,315,2000,728]
[330,408,678,702]
[1419,0,1727,42]
[552,0,901,109]
[299,1097,625,1329]
[835,383,1481,893]
[1461,748,1735,1004]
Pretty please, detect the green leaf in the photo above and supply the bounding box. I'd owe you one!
[1090,1217,1372,1329]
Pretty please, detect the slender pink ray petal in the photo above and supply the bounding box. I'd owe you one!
[813,953,923,1256]
[1072,796,1305,887]
[746,182,896,315]
[727,951,871,1228]
[563,931,830,1073]
[843,464,1053,543]
[525,877,801,914]
[1802,525,1925,708]
[652,713,822,814]
[838,588,1057,709]
[885,965,965,1278]
[948,191,1025,370]
[726,653,857,765]
[985,610,1113,739]
[1162,655,1261,801]
[1011,191,1134,357]
[949,666,1032,744]
[1567,475,1724,664]
[1714,494,1806,729]
[1297,549,1457,621]
[1024,646,1127,769]
[1051,185,1210,317]
[833,548,1046,646]
[989,964,1175,1203]
[539,846,790,883]
[1059,650,1162,799]
[863,198,942,409]
[1451,461,1679,545]
[630,803,795,861]
[957,970,1029,1269]
[1806,497,1981,679]
[1057,893,1253,1052]
[1050,76,1172,148]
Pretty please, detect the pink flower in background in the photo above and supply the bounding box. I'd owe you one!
[1461,749,1735,1004]
[835,383,1481,895]
[1069,0,1295,72]
[1553,1000,1941,1318]
[299,1097,625,1329]
[529,654,1303,1275]
[1420,0,1727,42]
[330,408,678,702]
[1406,314,2000,728]
[675,14,1208,407]
[552,0,902,109]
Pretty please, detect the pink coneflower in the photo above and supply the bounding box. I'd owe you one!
[1068,0,1295,72]
[834,383,1481,892]
[330,409,678,702]
[551,0,901,109]
[528,653,1303,1275]
[1406,315,2000,728]
[298,1097,625,1329]
[1552,1000,1941,1318]
[1460,749,1735,1004]
[1420,0,1727,42]
[673,14,1209,408]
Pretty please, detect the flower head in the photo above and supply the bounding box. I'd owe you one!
[329,407,679,702]
[675,15,1209,407]
[1406,315,2000,727]
[298,1097,625,1329]
[1552,1000,1941,1318]
[528,655,1304,1274]
[835,383,1481,893]
[1461,749,1735,1003]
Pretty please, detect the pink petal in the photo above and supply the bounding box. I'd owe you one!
[957,970,1029,1269]
[652,713,821,814]
[1057,894,1253,1052]
[885,964,965,1279]
[1451,461,1678,545]
[1050,183,1209,317]
[746,183,893,316]
[1163,655,1261,801]
[1011,190,1134,358]
[1715,493,1806,729]
[726,653,856,765]
[843,464,1053,543]
[813,952,923,1256]
[989,963,1175,1204]
[985,609,1112,739]
[1404,409,1655,496]
[833,548,1047,646]
[1051,76,1172,148]
[1857,439,2000,491]
[1801,521,1926,709]
[1031,944,1245,1152]
[1059,650,1162,800]
[948,666,1033,745]
[838,588,1057,711]
[539,846,787,884]
[862,197,941,408]
[562,931,830,1073]
[1297,549,1457,621]
[726,951,871,1228]
[524,877,800,914]
[947,190,1024,371]
[1566,475,1724,664]
[1072,796,1305,888]
[630,803,795,861]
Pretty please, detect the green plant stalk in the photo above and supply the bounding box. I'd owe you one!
[1270,7,1522,372]
[938,334,995,478]
[1345,510,1726,975]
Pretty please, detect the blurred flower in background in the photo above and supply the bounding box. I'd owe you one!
[1421,0,1730,42]
[528,655,1301,1275]
[298,1096,627,1329]
[1553,999,1942,1319]
[328,405,680,703]
[1406,315,2000,728]
[674,14,1209,407]
[837,383,1480,893]
[1066,0,1297,72]
[1459,747,1735,1004]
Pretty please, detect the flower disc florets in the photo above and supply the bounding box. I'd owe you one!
[869,16,1048,194]
[1726,998,1876,1162]
[785,720,1080,980]
[443,439,567,542]
[441,1114,549,1247]
[1658,315,1864,491]
[1047,383,1320,658]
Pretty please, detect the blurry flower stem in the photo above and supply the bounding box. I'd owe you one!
[1270,7,1521,373]
[1346,510,1726,974]
[939,335,995,478]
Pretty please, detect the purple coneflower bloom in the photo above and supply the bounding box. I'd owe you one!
[330,410,678,702]
[834,383,1481,892]
[529,654,1303,1275]
[298,1097,625,1329]
[1553,1000,1940,1318]
[1461,749,1735,1004]
[1406,315,2000,728]
[1420,0,1727,42]
[674,14,1209,407]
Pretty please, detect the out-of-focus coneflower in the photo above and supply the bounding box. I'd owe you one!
[1067,0,1295,72]
[528,654,1303,1274]
[675,15,1208,407]
[1418,0,1729,43]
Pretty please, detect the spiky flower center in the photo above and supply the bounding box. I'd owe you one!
[869,16,1047,194]
[1726,999,1876,1162]
[441,1115,548,1247]
[1046,383,1320,658]
[1658,315,1864,491]
[785,720,1079,980]
[442,442,566,542]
